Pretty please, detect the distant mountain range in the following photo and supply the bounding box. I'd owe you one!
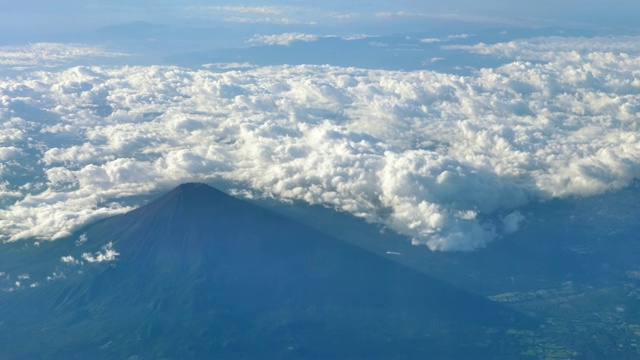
[0,183,533,359]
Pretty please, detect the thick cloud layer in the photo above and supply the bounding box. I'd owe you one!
[1,36,640,251]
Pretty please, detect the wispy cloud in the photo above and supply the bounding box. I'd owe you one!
[0,43,128,70]
[247,33,376,46]
[421,34,471,44]
[186,4,315,25]
[248,33,320,46]
[194,6,285,15]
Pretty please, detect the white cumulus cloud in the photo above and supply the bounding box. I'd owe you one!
[445,36,640,62]
[61,255,82,265]
[82,241,119,263]
[0,36,640,251]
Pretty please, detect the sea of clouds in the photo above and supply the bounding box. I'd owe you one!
[1,36,639,251]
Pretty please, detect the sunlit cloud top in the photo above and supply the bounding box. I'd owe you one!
[1,36,640,251]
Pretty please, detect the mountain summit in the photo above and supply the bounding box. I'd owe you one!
[0,183,533,359]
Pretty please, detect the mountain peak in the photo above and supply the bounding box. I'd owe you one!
[165,182,233,200]
[0,183,533,359]
[140,182,243,218]
[173,182,216,192]
[78,183,254,268]
[175,182,207,189]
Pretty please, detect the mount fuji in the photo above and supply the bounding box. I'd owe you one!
[0,183,532,359]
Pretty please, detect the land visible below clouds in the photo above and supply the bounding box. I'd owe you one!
[260,181,640,359]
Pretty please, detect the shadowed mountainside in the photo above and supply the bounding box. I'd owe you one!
[0,183,534,359]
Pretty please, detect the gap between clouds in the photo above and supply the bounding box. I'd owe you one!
[1,36,640,251]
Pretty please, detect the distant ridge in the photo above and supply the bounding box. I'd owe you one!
[0,183,534,359]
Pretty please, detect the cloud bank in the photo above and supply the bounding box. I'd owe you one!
[0,43,128,70]
[446,36,640,62]
[1,36,640,251]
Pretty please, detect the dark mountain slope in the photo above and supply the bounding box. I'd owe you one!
[0,183,534,359]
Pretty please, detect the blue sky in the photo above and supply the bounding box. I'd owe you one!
[1,0,639,40]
